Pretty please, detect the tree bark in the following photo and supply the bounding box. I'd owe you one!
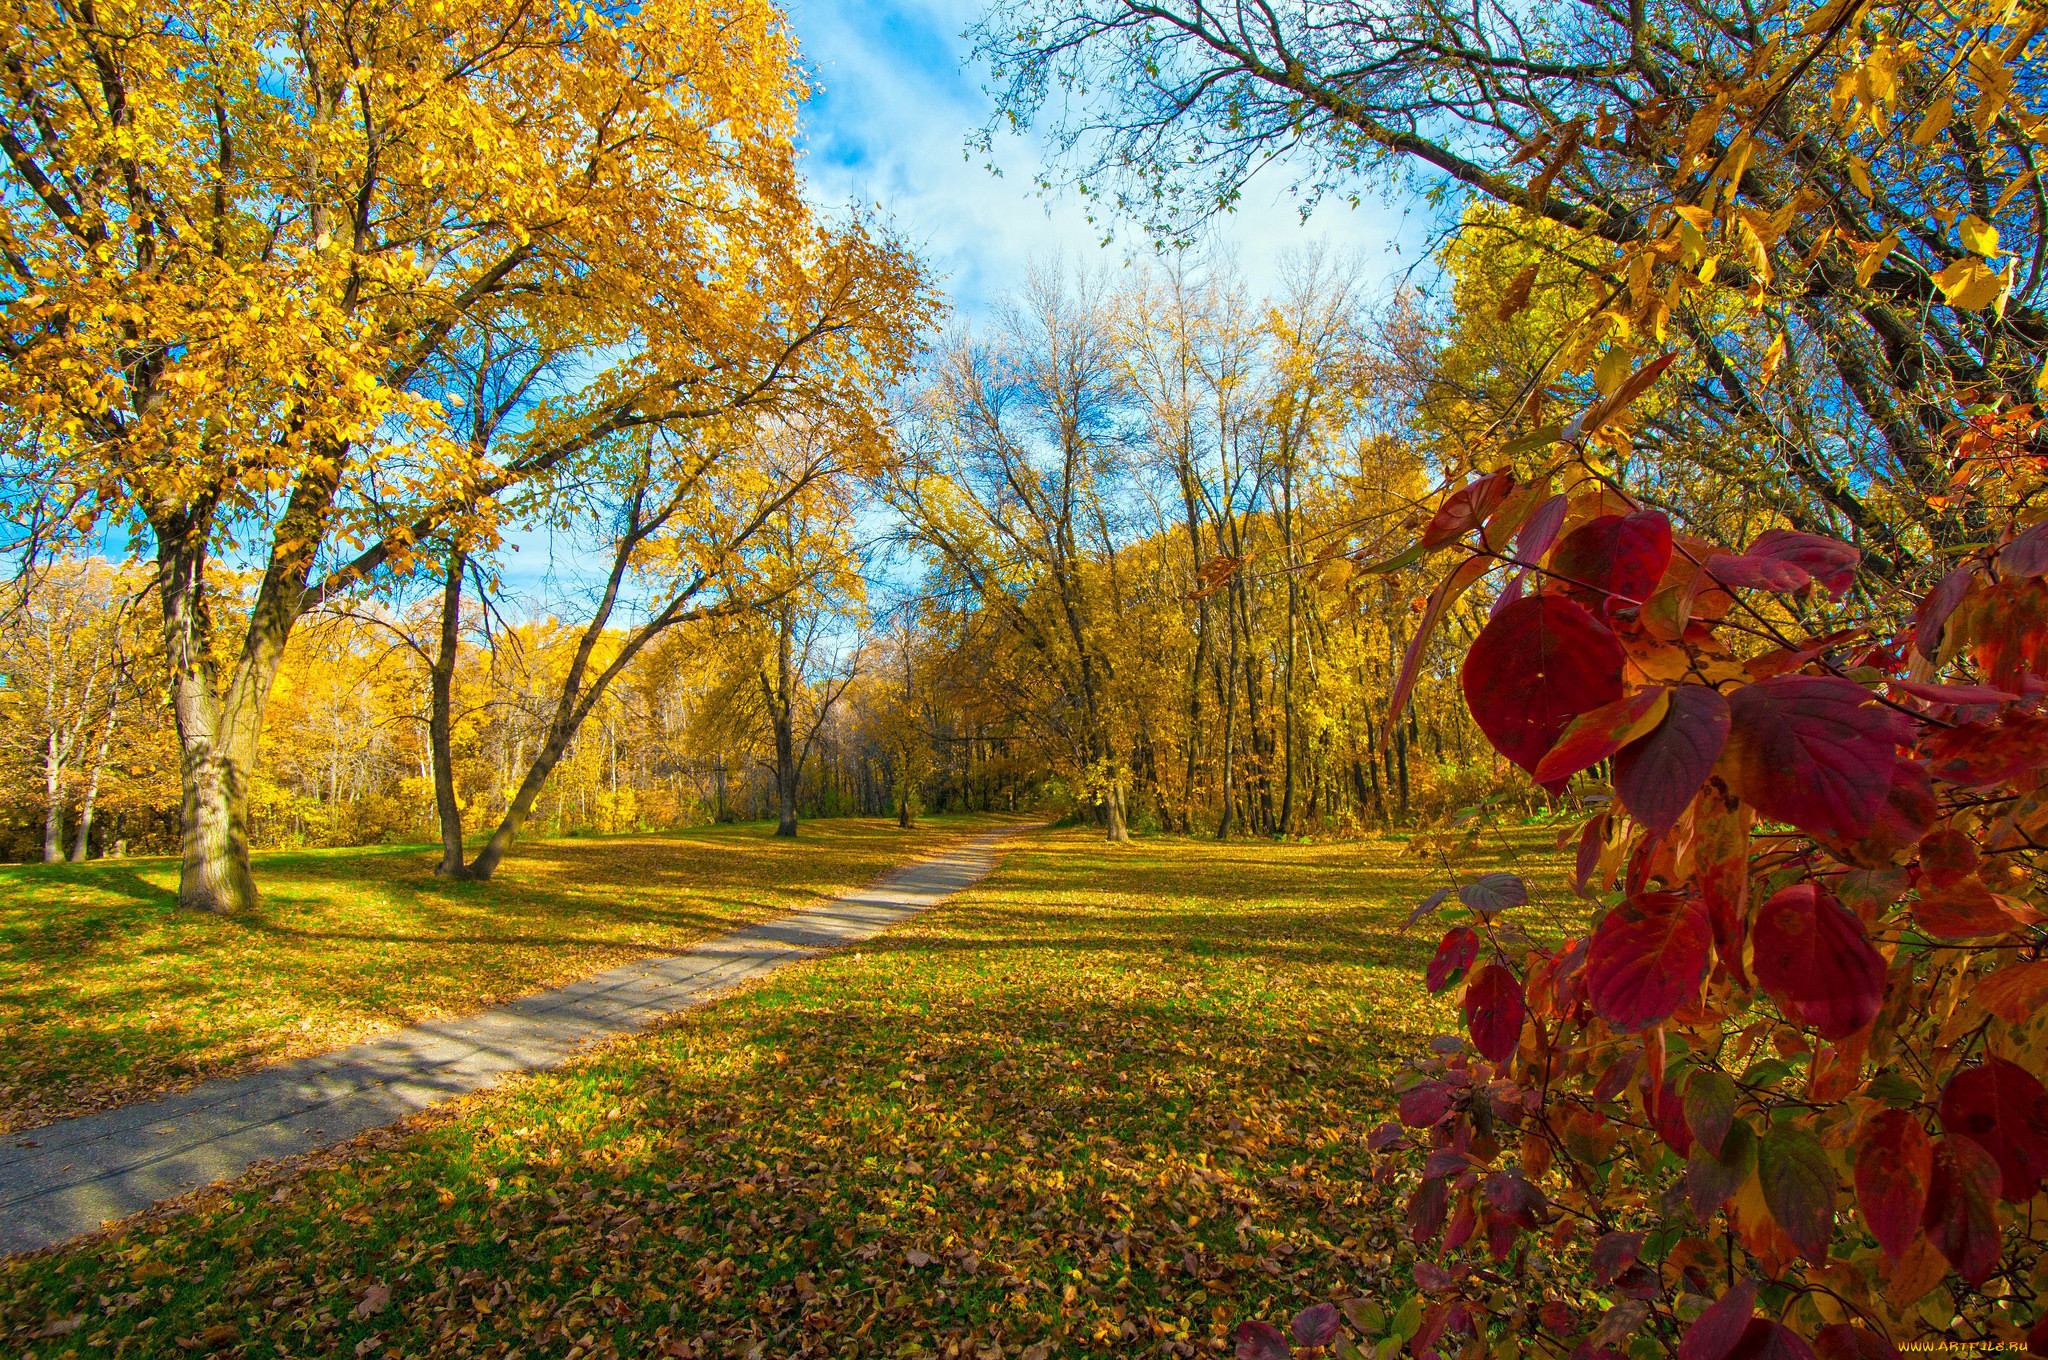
[761,608,800,838]
[429,548,471,877]
[71,701,117,862]
[158,522,263,913]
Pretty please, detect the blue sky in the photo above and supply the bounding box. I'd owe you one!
[782,0,1433,319]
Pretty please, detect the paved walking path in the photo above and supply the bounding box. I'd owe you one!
[0,826,1031,1257]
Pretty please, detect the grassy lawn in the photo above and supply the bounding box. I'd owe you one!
[0,815,1020,1133]
[0,823,1575,1359]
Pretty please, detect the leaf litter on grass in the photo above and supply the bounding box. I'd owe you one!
[0,825,1576,1359]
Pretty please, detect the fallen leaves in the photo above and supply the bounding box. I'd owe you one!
[0,828,1578,1360]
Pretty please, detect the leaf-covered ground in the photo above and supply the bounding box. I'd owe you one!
[0,816,1014,1132]
[0,824,1573,1359]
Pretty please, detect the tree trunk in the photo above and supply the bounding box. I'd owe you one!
[429,548,471,878]
[159,526,263,914]
[762,613,800,838]
[41,730,63,863]
[1103,779,1131,843]
[71,702,117,862]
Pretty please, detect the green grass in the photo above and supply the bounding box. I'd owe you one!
[0,824,1576,1359]
[0,815,1019,1133]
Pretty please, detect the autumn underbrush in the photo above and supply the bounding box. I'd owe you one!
[0,814,1020,1133]
[0,823,1575,1359]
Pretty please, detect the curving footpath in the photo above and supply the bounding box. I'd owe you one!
[0,826,1031,1257]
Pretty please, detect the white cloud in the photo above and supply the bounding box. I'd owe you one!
[784,0,1433,319]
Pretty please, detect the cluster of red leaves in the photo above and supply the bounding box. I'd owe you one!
[1367,448,2048,1357]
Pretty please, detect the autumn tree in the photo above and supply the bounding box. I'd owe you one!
[893,270,1141,841]
[973,0,2048,573]
[0,561,145,860]
[0,0,929,910]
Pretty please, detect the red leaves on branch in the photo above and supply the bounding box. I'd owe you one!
[1390,430,2048,1356]
[1676,1279,1755,1360]
[1922,1136,2002,1285]
[1611,684,1730,838]
[1426,926,1479,993]
[1750,885,1885,1040]
[1462,963,1525,1063]
[1585,892,1711,1030]
[1921,710,2048,787]
[1910,879,2015,937]
[1421,469,1514,548]
[1461,596,1624,776]
[1855,1110,1934,1260]
[1938,1057,2048,1202]
[1548,511,1673,610]
[1745,529,1861,595]
[1723,676,1906,840]
[1724,1320,1821,1360]
[1531,687,1669,785]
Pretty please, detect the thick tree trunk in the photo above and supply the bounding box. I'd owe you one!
[159,525,263,914]
[1102,780,1131,843]
[429,549,471,877]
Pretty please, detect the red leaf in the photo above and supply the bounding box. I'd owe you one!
[1575,813,1608,896]
[1938,1057,2048,1202]
[1724,676,1907,840]
[1464,963,1526,1064]
[1684,1068,1739,1158]
[1759,1122,1836,1263]
[1923,711,2048,786]
[1751,884,1885,1040]
[1911,879,2016,938]
[1917,827,1980,887]
[1855,1109,1933,1260]
[1887,677,2018,705]
[1514,493,1569,565]
[1707,553,1812,593]
[1532,687,1670,785]
[1291,1303,1339,1348]
[1389,554,1494,720]
[1426,927,1479,993]
[1817,760,1935,870]
[1726,1320,1820,1360]
[1652,1069,1695,1156]
[1585,892,1712,1030]
[1922,1136,2002,1285]
[1812,1324,1901,1360]
[1612,685,1731,838]
[1913,566,1975,658]
[1398,1081,1453,1128]
[1482,1169,1544,1225]
[1747,529,1860,595]
[1408,1176,1449,1242]
[1999,520,2048,578]
[1461,595,1625,776]
[1422,469,1515,548]
[1687,1120,1757,1218]
[1233,1320,1289,1360]
[1548,511,1673,610]
[1590,1230,1642,1284]
[1676,1279,1756,1360]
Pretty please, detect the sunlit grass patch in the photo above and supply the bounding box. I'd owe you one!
[0,815,1018,1132]
[0,824,1575,1358]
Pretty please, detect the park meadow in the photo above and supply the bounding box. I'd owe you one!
[1,0,2047,1355]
